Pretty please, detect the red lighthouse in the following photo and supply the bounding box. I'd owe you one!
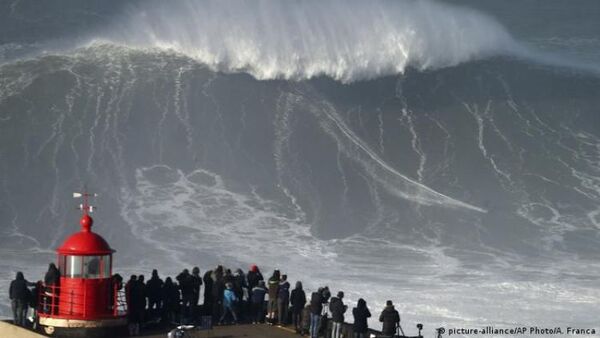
[38,192,127,336]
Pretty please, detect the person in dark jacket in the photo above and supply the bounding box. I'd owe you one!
[146,269,164,318]
[246,264,263,291]
[126,275,145,336]
[352,298,371,338]
[309,289,324,338]
[44,263,60,314]
[290,281,306,333]
[250,280,267,323]
[277,274,290,325]
[125,275,137,313]
[191,267,203,315]
[233,268,247,319]
[44,263,60,286]
[9,272,33,326]
[211,270,225,322]
[176,269,194,322]
[202,270,213,316]
[379,300,400,337]
[329,291,347,338]
[161,277,180,324]
[267,269,280,324]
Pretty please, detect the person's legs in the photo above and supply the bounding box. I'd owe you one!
[230,305,238,323]
[310,313,320,338]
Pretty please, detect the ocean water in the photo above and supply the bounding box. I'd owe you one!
[1,1,599,336]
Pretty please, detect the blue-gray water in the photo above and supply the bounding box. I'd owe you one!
[1,1,599,336]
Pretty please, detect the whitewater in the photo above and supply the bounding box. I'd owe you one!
[1,0,600,337]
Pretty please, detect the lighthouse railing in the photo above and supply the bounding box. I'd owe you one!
[37,281,127,319]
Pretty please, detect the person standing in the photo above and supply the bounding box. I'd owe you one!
[9,272,32,327]
[219,283,239,325]
[250,280,267,324]
[211,268,225,322]
[202,269,214,316]
[176,269,194,322]
[309,288,324,338]
[329,291,347,338]
[290,281,306,333]
[379,300,400,337]
[43,263,60,314]
[277,274,290,325]
[352,298,371,338]
[146,269,164,319]
[246,264,263,291]
[191,267,203,316]
[161,277,180,324]
[267,269,280,325]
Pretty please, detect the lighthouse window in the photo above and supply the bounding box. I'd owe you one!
[65,256,83,278]
[82,255,111,278]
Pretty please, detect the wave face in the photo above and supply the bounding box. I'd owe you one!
[103,0,521,82]
[1,0,600,334]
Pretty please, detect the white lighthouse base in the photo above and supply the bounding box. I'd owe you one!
[38,316,127,337]
[39,316,126,328]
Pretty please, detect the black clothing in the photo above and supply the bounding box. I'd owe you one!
[329,296,346,323]
[309,292,323,315]
[44,265,60,286]
[379,305,400,336]
[191,273,202,306]
[321,288,331,303]
[267,276,280,300]
[278,280,290,302]
[146,275,164,314]
[352,305,371,333]
[233,271,245,300]
[203,270,214,309]
[9,278,29,302]
[176,271,194,299]
[290,288,306,311]
[247,270,263,291]
[128,280,146,323]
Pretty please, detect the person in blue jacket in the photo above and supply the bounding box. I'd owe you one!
[219,282,239,325]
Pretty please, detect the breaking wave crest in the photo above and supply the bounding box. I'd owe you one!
[105,0,521,82]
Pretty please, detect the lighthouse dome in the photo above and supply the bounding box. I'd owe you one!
[57,214,114,255]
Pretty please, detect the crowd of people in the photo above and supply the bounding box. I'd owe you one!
[8,264,403,338]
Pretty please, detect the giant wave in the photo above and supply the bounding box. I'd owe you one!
[102,0,522,82]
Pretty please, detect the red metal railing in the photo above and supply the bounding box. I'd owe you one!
[37,282,128,319]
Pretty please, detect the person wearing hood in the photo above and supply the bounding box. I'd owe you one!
[329,291,347,338]
[250,280,267,324]
[352,298,371,338]
[43,263,60,314]
[9,272,33,326]
[246,264,263,291]
[146,269,164,318]
[290,281,306,333]
[379,300,400,337]
[267,269,280,325]
[219,282,239,325]
[277,274,291,325]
